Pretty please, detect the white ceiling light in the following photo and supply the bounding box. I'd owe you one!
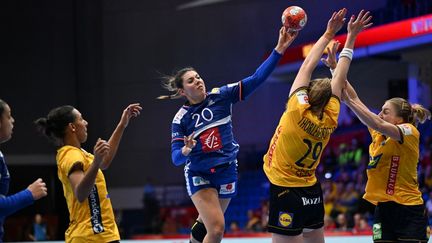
[177,0,230,10]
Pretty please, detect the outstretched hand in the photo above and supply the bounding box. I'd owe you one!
[348,10,373,36]
[275,27,299,54]
[321,41,340,70]
[326,8,347,36]
[119,103,142,128]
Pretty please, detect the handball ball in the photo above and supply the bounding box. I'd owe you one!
[281,6,307,31]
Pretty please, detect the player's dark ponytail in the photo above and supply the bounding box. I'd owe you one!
[157,67,196,100]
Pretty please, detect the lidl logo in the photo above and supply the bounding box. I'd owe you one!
[278,212,293,228]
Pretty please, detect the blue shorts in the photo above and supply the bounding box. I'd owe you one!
[184,160,238,198]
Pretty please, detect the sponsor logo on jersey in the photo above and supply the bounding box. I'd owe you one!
[368,153,383,169]
[301,196,322,205]
[277,189,290,198]
[210,88,220,94]
[199,127,222,153]
[373,223,382,240]
[267,126,282,167]
[278,212,293,228]
[171,132,179,138]
[93,224,104,234]
[397,124,413,135]
[88,185,105,234]
[386,156,400,195]
[192,176,210,186]
[173,108,188,124]
[219,182,236,194]
[295,167,314,178]
[296,90,309,104]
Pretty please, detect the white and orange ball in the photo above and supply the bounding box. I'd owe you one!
[281,6,307,31]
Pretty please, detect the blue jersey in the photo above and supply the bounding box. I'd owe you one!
[171,49,282,171]
[0,151,34,241]
[0,152,10,197]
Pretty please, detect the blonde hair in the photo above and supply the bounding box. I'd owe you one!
[157,67,195,100]
[387,97,431,126]
[308,78,332,115]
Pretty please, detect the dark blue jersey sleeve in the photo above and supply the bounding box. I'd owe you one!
[171,116,188,166]
[171,142,188,166]
[241,49,282,100]
[0,189,34,217]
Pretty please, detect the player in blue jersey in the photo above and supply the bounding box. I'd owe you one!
[0,99,48,241]
[158,27,298,243]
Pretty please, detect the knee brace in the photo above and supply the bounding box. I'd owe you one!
[191,220,207,242]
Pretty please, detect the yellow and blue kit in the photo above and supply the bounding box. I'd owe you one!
[57,145,120,243]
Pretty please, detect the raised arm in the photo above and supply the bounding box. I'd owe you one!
[322,41,374,118]
[332,10,372,98]
[289,8,347,96]
[100,103,142,169]
[69,104,141,202]
[342,82,401,140]
[242,27,298,99]
[321,40,340,73]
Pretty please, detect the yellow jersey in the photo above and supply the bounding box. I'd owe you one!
[263,87,340,187]
[57,145,120,243]
[364,123,423,205]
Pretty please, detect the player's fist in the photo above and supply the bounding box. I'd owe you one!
[27,178,48,200]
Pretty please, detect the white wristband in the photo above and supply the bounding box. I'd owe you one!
[339,48,354,60]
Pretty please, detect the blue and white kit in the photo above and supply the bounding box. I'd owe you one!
[170,49,283,197]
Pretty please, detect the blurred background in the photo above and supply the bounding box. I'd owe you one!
[1,0,431,241]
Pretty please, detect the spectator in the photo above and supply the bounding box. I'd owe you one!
[245,209,262,232]
[142,178,161,234]
[323,215,336,231]
[161,216,178,235]
[228,221,241,234]
[28,213,48,241]
[352,213,371,233]
[425,191,432,225]
[337,182,360,213]
[259,200,269,231]
[335,213,349,231]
